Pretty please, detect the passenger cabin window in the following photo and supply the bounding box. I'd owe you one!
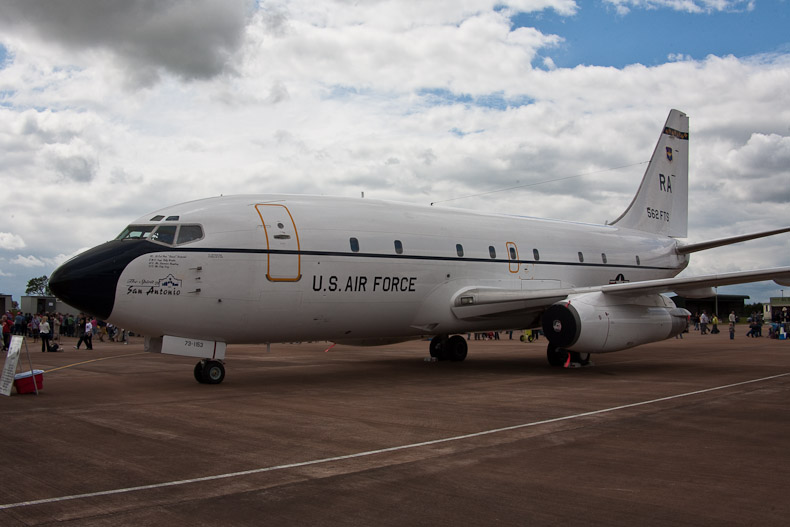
[394,240,403,254]
[601,253,607,264]
[456,244,464,257]
[177,225,204,245]
[578,252,584,263]
[636,255,641,266]
[533,249,540,261]
[350,237,360,253]
[509,246,517,260]
[489,246,496,259]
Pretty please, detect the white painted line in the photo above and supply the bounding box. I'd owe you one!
[2,372,788,511]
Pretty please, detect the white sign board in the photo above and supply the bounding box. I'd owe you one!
[0,336,24,396]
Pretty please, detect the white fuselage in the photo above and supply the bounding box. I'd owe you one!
[108,195,689,343]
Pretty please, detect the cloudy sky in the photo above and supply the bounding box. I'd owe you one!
[1,0,789,306]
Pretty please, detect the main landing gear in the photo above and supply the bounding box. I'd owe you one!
[429,335,468,362]
[546,344,591,368]
[194,359,226,384]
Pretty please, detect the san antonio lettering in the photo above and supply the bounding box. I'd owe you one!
[127,286,182,296]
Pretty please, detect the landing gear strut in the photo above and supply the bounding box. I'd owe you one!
[429,335,468,362]
[547,344,591,368]
[194,359,226,384]
[569,351,591,366]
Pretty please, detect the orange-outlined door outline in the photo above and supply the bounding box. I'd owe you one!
[506,242,519,273]
[255,204,301,282]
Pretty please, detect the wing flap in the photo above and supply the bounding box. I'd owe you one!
[450,267,790,320]
[600,267,790,296]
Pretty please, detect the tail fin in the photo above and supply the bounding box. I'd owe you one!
[610,109,688,238]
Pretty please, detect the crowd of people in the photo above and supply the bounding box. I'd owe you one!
[1,311,129,352]
[688,308,790,340]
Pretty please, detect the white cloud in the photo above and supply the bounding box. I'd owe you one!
[0,232,26,250]
[603,0,755,14]
[11,255,45,267]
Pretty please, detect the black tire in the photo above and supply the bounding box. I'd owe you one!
[547,344,568,367]
[194,361,206,383]
[201,360,225,384]
[429,335,449,360]
[447,335,468,362]
[428,335,442,360]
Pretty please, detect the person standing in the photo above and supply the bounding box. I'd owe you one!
[13,312,25,335]
[75,316,93,350]
[1,315,12,351]
[39,315,51,352]
[700,311,709,335]
[83,318,93,349]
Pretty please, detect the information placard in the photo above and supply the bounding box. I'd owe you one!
[0,336,23,396]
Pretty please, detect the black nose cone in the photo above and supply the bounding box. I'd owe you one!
[50,240,156,319]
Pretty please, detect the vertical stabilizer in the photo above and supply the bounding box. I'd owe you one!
[610,109,688,238]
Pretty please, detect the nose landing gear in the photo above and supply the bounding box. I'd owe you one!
[194,359,226,384]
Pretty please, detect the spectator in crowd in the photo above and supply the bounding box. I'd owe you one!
[39,315,51,352]
[1,314,12,351]
[74,316,93,350]
[699,311,709,335]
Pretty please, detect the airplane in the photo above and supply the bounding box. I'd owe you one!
[49,109,790,384]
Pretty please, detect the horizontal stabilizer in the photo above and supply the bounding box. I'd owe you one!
[676,227,790,255]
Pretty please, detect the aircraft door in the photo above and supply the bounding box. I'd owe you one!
[506,242,519,273]
[255,204,301,281]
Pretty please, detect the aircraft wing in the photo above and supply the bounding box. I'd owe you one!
[451,266,790,319]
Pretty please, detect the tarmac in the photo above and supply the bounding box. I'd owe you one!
[1,329,789,526]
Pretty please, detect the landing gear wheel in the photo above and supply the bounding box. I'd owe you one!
[194,361,206,383]
[429,335,449,361]
[201,360,226,384]
[447,335,468,362]
[547,343,568,367]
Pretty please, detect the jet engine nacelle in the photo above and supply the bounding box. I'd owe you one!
[541,292,690,353]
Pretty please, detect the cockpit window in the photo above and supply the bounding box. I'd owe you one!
[150,215,165,221]
[116,224,204,246]
[151,225,177,245]
[116,225,156,240]
[177,225,203,244]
